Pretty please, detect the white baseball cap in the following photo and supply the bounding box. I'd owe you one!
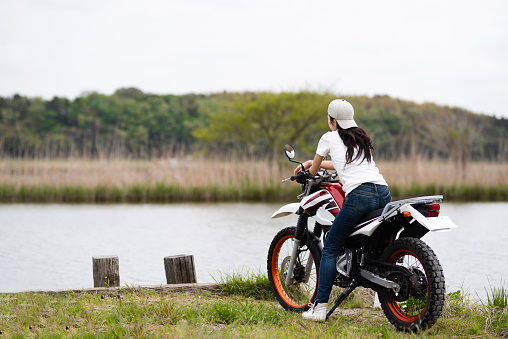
[328,99,358,129]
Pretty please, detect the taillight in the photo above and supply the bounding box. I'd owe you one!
[428,203,440,217]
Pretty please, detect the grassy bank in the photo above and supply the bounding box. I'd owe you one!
[1,272,507,338]
[1,182,508,203]
[0,182,300,203]
[1,158,507,203]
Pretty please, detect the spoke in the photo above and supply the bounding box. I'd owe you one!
[394,253,428,316]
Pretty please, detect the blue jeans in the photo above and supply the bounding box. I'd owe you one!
[315,183,392,303]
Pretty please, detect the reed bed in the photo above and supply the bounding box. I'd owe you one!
[0,157,507,202]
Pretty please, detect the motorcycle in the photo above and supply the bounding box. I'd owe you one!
[267,144,457,331]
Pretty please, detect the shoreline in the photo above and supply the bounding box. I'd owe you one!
[1,283,219,295]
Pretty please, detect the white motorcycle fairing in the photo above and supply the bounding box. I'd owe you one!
[271,190,339,226]
[300,190,339,226]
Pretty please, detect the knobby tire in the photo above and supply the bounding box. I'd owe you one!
[267,227,320,312]
[378,237,445,332]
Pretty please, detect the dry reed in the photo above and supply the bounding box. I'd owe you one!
[2,158,507,187]
[377,159,508,187]
[0,157,507,202]
[0,158,286,188]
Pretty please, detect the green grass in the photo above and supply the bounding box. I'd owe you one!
[1,182,507,203]
[480,281,508,336]
[0,182,301,203]
[484,280,508,309]
[212,269,275,301]
[2,272,506,338]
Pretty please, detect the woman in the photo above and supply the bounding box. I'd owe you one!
[294,99,392,322]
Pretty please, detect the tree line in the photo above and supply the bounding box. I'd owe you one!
[1,88,507,163]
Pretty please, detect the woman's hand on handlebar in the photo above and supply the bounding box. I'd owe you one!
[293,160,312,176]
[290,170,310,184]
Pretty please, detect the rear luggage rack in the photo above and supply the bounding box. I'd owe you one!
[380,195,443,220]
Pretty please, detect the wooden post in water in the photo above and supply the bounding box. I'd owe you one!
[93,255,120,288]
[164,255,197,284]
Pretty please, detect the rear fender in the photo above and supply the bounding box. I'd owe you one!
[400,205,458,232]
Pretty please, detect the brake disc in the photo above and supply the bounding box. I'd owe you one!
[409,268,428,298]
[280,256,306,286]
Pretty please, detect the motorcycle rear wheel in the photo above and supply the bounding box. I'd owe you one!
[378,237,445,332]
[267,227,320,312]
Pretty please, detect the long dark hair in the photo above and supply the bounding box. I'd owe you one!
[330,116,374,164]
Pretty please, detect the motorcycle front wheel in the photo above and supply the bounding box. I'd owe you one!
[378,237,445,332]
[267,227,320,312]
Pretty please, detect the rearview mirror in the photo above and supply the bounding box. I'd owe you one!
[284,144,295,160]
[284,144,305,172]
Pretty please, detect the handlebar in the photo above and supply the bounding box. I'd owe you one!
[281,170,338,184]
[281,170,309,184]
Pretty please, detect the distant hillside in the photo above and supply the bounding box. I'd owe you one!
[0,89,506,163]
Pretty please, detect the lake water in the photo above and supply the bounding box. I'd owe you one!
[1,202,507,301]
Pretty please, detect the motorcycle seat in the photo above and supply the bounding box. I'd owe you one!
[358,208,384,224]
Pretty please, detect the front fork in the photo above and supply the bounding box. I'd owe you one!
[285,214,308,286]
[285,239,302,286]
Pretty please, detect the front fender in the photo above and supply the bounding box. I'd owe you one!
[271,203,300,219]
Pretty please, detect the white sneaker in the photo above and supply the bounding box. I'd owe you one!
[302,302,328,322]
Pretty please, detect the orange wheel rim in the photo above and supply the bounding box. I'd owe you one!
[271,235,314,309]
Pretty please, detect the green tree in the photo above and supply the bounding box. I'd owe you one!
[193,91,335,163]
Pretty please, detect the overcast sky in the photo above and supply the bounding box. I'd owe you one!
[1,0,507,117]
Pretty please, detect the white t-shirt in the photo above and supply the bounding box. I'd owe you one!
[316,131,388,196]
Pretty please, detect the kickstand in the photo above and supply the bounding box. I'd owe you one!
[326,281,358,320]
